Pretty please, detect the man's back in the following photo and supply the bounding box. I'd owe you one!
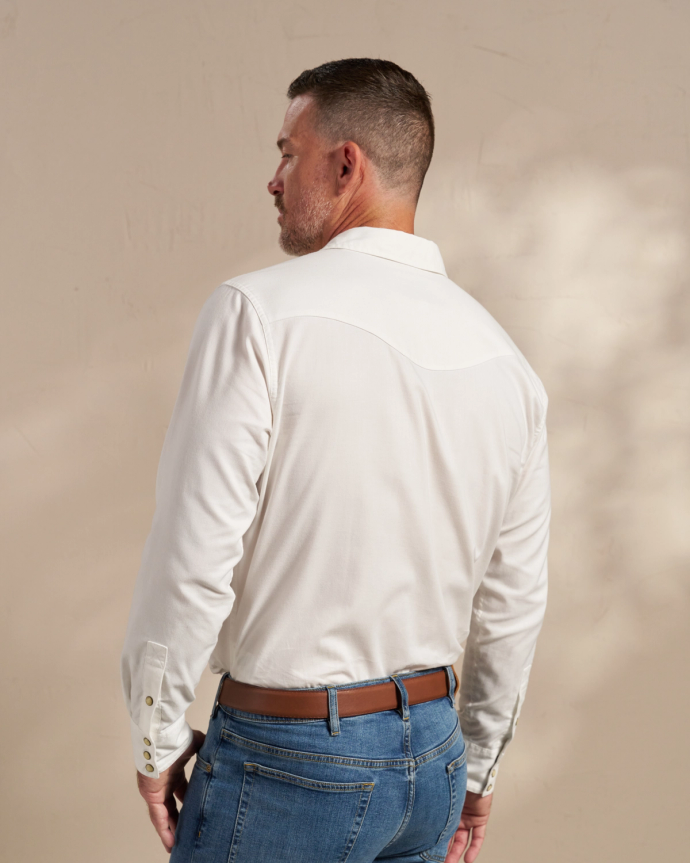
[212,226,548,694]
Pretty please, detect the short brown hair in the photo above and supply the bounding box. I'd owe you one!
[287,58,435,203]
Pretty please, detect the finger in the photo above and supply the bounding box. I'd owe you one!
[174,775,189,804]
[464,824,486,863]
[164,807,179,852]
[165,793,180,830]
[445,828,470,863]
[147,800,176,851]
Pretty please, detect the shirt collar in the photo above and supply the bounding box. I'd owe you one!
[321,226,447,277]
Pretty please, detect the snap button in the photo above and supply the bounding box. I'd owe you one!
[143,737,151,746]
[143,751,151,760]
[486,783,493,792]
[145,696,153,706]
[145,764,154,773]
[491,769,496,777]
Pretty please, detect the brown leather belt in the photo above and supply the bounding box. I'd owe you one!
[217,668,452,719]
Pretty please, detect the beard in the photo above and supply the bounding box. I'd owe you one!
[276,185,334,257]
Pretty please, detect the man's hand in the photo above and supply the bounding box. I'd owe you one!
[136,729,206,853]
[445,790,493,863]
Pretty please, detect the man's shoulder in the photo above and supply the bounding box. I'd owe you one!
[216,245,402,327]
[220,250,330,308]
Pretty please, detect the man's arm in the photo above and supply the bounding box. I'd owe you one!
[446,412,550,862]
[120,283,273,844]
[459,416,550,794]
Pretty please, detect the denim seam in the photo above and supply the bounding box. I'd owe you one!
[227,767,257,863]
[421,763,464,862]
[422,746,468,861]
[422,799,457,860]
[340,787,375,863]
[190,718,225,863]
[219,717,462,770]
[220,726,413,768]
[412,716,463,767]
[189,769,212,861]
[244,761,375,792]
[380,760,416,851]
[447,748,468,772]
[219,703,444,725]
[422,849,451,862]
[193,754,212,773]
[437,767,460,845]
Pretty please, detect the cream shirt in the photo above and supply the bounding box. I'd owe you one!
[120,226,550,796]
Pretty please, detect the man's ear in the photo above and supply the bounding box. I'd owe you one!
[335,141,364,192]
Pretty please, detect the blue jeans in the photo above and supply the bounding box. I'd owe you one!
[170,665,467,863]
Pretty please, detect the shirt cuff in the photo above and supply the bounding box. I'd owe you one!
[130,715,194,778]
[464,739,508,796]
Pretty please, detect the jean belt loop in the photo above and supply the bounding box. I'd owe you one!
[445,664,457,708]
[326,685,340,736]
[211,671,228,720]
[391,674,410,722]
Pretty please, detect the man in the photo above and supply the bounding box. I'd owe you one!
[121,58,550,863]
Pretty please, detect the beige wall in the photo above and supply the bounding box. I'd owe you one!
[1,1,689,860]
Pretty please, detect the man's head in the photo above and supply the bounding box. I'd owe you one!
[267,58,435,256]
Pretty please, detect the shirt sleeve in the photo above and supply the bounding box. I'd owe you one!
[458,414,550,796]
[120,283,274,777]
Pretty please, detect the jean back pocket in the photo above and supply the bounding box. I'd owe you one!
[421,746,468,862]
[227,761,375,863]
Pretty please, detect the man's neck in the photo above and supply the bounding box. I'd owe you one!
[322,199,416,246]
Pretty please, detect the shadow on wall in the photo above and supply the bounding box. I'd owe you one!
[419,106,690,858]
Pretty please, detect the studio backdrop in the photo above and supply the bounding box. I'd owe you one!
[1,1,688,861]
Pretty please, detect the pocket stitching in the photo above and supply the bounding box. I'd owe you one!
[243,761,375,792]
[432,745,467,852]
[446,746,467,773]
[436,769,457,846]
[415,712,463,767]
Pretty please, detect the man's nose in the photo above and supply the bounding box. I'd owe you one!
[267,175,282,197]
